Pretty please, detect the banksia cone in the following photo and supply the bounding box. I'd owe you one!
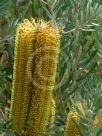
[64,102,84,136]
[10,19,60,135]
[64,102,99,136]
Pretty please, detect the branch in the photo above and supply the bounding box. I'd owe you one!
[61,19,102,35]
[61,27,76,35]
[40,0,48,5]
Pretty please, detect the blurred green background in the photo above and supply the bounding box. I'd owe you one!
[0,0,102,135]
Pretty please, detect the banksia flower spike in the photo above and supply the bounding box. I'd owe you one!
[64,102,84,136]
[10,19,60,136]
[10,19,36,134]
[64,102,100,136]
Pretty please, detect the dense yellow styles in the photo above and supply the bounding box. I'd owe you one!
[64,102,100,136]
[10,19,60,136]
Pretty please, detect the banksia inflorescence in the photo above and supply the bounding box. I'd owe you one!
[64,102,84,136]
[10,19,60,135]
[64,102,100,136]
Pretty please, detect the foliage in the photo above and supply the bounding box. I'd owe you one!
[0,0,102,136]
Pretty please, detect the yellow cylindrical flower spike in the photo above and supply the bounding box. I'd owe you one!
[64,102,84,136]
[10,19,36,134]
[64,102,100,136]
[10,19,60,136]
[26,19,60,136]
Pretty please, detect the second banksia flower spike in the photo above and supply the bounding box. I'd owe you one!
[64,102,84,136]
[64,102,100,136]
